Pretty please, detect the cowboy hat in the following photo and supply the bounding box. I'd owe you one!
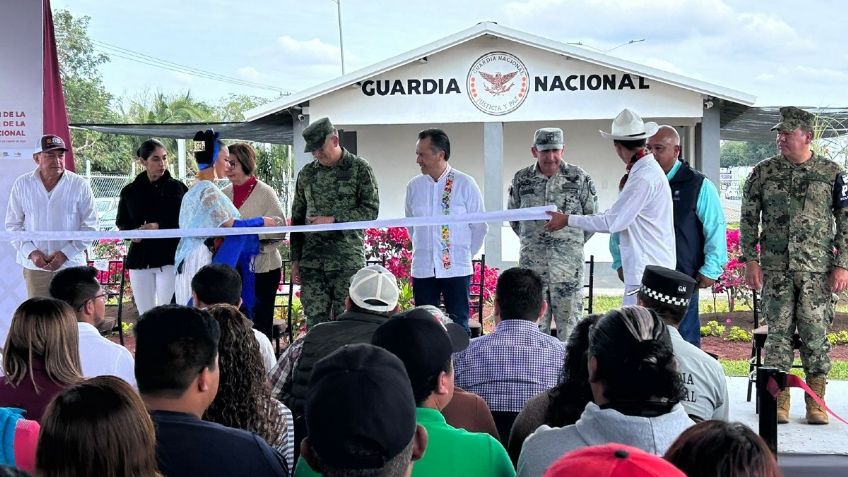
[599,108,659,140]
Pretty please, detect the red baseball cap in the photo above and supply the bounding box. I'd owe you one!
[543,444,685,477]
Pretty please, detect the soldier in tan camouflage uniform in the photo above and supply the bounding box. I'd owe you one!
[741,106,848,425]
[291,118,380,328]
[508,128,598,340]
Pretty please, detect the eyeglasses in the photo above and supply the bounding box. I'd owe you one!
[77,293,106,311]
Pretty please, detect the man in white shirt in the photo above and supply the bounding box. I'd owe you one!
[191,264,277,374]
[405,129,487,333]
[547,109,676,304]
[48,266,136,387]
[635,265,729,421]
[5,134,98,298]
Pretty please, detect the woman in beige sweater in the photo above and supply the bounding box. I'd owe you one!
[222,143,287,341]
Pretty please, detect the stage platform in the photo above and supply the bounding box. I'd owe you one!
[726,376,848,476]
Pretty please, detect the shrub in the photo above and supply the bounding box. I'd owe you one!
[827,330,848,346]
[725,326,752,342]
[700,320,725,337]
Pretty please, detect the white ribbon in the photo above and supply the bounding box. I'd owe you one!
[0,205,555,241]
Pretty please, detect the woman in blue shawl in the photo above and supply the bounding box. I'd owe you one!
[174,129,281,311]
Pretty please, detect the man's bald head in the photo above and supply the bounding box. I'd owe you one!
[647,125,681,173]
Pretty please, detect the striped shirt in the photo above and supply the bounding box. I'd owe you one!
[5,169,97,269]
[454,319,565,413]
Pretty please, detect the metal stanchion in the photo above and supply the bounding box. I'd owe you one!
[757,366,786,455]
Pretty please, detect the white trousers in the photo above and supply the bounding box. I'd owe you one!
[623,284,640,306]
[129,265,176,314]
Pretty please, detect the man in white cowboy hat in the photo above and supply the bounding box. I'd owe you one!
[546,108,676,304]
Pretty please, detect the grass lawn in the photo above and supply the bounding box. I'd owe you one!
[721,360,848,380]
[590,294,848,315]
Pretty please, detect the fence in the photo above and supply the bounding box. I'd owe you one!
[84,172,296,231]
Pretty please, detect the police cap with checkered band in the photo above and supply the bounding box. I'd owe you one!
[629,265,696,307]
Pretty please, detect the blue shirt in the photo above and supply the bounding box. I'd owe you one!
[610,160,727,280]
[453,319,565,413]
[150,410,288,477]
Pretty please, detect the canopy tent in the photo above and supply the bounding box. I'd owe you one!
[721,104,848,142]
[71,111,294,144]
[72,105,847,145]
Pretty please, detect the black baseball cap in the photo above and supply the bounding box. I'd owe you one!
[34,134,68,154]
[305,343,417,469]
[371,308,469,393]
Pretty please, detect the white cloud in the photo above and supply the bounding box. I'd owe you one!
[275,36,343,65]
[641,58,694,78]
[236,66,263,82]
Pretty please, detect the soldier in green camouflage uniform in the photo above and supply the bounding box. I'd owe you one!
[291,118,380,328]
[741,106,848,425]
[508,127,598,340]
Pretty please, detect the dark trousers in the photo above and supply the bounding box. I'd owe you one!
[678,288,701,347]
[252,267,282,341]
[413,275,471,333]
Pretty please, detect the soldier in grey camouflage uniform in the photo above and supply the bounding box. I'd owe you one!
[291,118,380,328]
[508,128,598,340]
[741,106,848,425]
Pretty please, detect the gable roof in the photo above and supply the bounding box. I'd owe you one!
[246,22,755,121]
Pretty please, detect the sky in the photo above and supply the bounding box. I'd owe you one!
[51,0,847,109]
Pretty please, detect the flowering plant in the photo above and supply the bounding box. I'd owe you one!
[364,227,413,281]
[712,229,753,311]
[364,227,499,314]
[471,261,499,303]
[88,239,133,301]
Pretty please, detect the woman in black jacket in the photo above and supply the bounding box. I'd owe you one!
[116,139,187,314]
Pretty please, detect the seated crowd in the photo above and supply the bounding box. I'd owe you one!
[0,262,781,476]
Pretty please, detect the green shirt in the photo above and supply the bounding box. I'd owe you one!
[293,407,514,477]
[290,148,380,270]
[740,152,848,271]
[413,407,514,477]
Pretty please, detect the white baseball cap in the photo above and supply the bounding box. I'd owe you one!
[349,265,400,313]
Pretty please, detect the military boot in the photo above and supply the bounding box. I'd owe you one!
[777,388,791,424]
[805,375,829,425]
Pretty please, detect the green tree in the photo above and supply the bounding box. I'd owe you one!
[54,9,132,172]
[215,94,294,203]
[720,141,777,168]
[119,91,216,124]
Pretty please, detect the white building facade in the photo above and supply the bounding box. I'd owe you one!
[248,23,755,269]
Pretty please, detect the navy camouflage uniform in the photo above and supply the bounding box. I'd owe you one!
[741,151,848,376]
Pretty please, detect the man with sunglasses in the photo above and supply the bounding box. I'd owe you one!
[49,266,136,387]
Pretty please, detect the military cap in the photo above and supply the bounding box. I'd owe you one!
[534,127,564,151]
[771,106,815,132]
[302,117,335,152]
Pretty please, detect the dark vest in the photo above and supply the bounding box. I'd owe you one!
[669,161,706,277]
[288,310,389,416]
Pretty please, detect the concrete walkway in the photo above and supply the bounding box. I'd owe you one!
[727,376,848,454]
